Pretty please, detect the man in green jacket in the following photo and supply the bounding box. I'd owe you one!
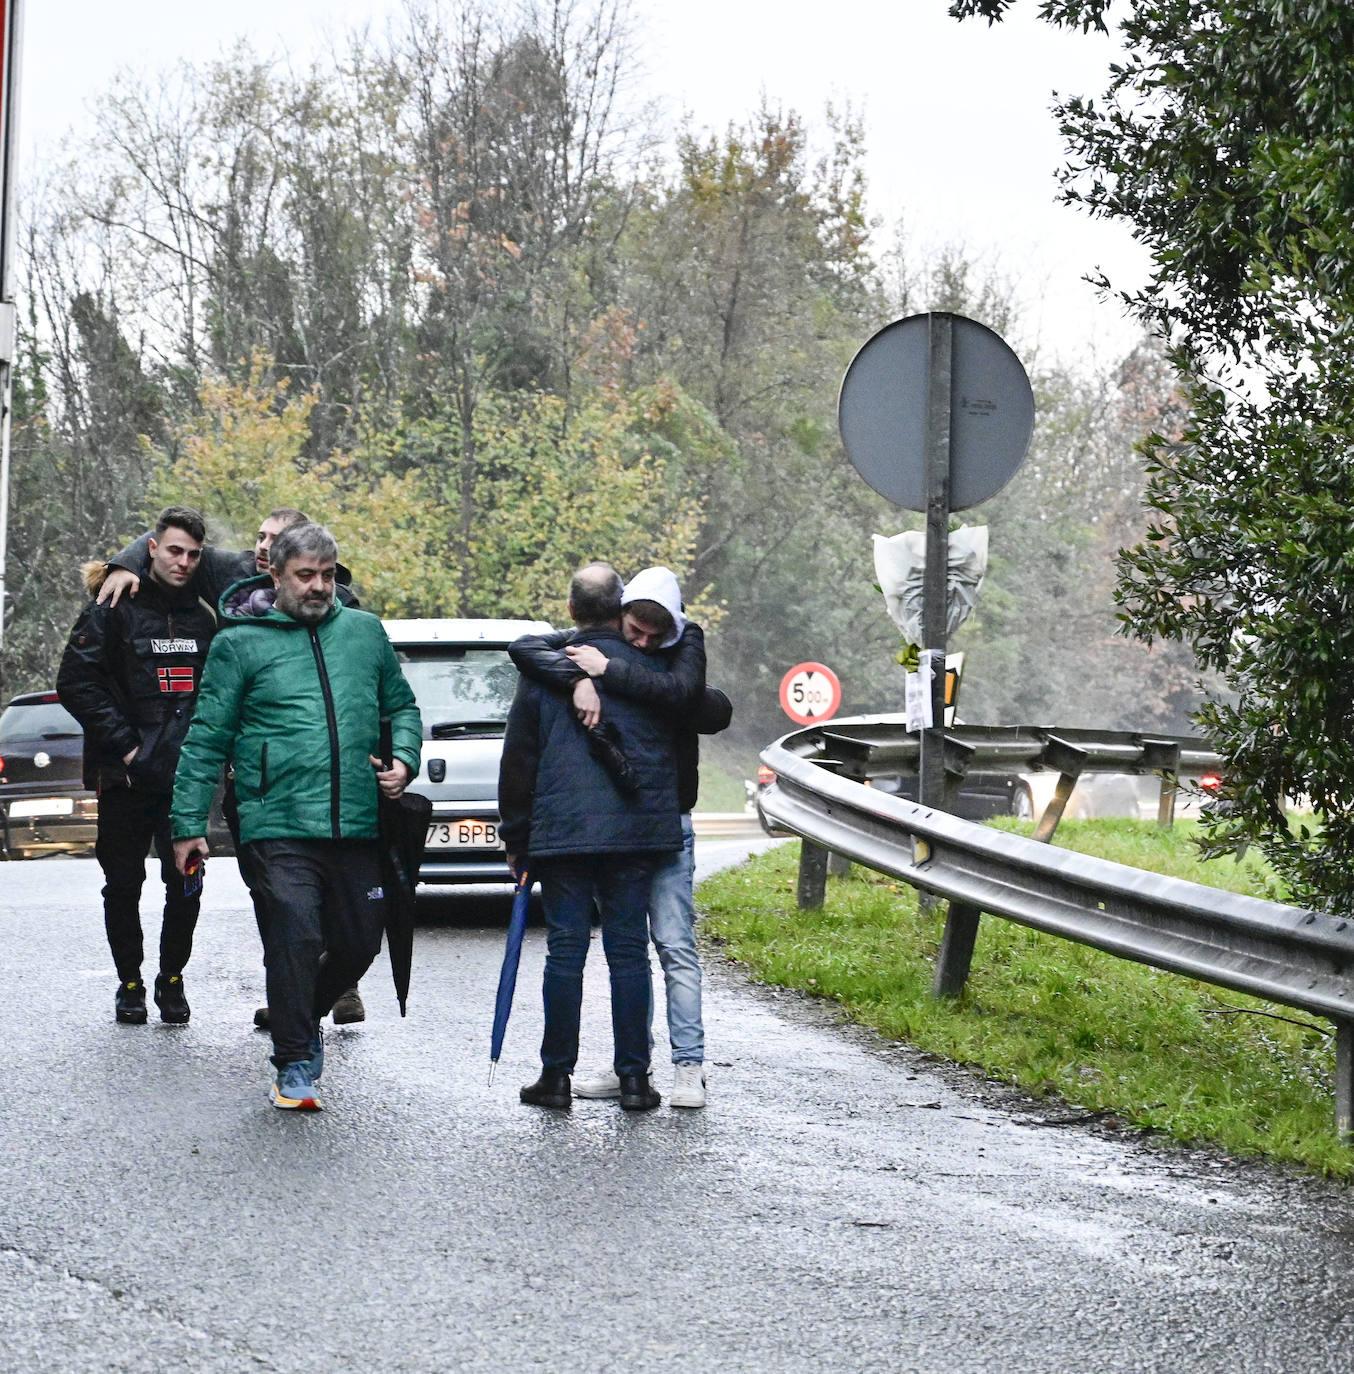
[171,522,422,1111]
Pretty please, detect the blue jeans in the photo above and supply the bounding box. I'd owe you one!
[537,854,657,1077]
[648,813,703,1065]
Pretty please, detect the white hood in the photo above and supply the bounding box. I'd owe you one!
[621,566,686,649]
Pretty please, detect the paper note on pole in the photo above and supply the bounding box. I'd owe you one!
[904,654,935,733]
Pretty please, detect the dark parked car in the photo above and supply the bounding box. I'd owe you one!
[0,691,97,858]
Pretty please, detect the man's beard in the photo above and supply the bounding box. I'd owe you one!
[277,588,333,624]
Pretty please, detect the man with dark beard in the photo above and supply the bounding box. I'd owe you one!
[169,522,421,1111]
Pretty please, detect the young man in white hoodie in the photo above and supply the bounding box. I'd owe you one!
[508,567,732,1107]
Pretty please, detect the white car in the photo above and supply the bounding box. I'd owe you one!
[384,617,551,884]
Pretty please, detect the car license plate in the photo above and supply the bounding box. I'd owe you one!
[424,818,502,850]
[8,798,75,819]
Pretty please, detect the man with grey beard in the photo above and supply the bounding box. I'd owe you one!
[169,522,422,1111]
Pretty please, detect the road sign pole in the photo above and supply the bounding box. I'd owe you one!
[920,313,952,810]
[0,0,22,667]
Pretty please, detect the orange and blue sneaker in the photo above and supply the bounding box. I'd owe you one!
[270,1061,322,1111]
[306,1029,324,1082]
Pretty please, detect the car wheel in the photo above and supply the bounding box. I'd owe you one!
[1012,783,1035,821]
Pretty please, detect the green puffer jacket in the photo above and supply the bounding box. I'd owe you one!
[171,578,423,845]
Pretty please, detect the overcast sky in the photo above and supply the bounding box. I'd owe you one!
[19,0,1148,369]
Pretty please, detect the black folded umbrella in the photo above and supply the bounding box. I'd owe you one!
[586,720,639,796]
[378,719,432,1016]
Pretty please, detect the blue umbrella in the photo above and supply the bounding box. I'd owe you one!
[488,867,531,1085]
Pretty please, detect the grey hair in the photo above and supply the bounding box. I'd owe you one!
[269,520,338,572]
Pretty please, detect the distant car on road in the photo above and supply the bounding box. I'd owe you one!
[386,617,552,885]
[0,691,97,859]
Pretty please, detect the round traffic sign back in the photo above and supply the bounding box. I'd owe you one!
[779,662,842,725]
[837,312,1034,512]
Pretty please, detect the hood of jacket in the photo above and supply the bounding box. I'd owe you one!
[621,566,685,650]
[217,572,341,630]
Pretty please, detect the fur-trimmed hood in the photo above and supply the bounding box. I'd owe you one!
[80,560,109,596]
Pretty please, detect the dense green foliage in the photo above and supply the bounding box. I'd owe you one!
[955,0,1354,914]
[699,828,1354,1175]
[5,1,1190,764]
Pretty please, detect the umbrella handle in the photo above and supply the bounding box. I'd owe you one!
[379,716,394,771]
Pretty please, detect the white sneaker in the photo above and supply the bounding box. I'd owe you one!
[670,1063,707,1108]
[572,1069,622,1099]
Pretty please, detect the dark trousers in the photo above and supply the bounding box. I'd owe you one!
[536,854,657,1077]
[96,784,201,984]
[245,839,384,1067]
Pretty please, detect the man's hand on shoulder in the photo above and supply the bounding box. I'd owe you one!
[97,568,140,607]
[370,755,412,799]
[565,644,609,677]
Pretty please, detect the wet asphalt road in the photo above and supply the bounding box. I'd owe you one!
[3,846,1354,1373]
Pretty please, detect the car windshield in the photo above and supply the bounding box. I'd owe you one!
[0,700,82,744]
[395,646,518,739]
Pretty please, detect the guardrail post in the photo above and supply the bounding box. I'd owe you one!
[933,901,982,998]
[1032,773,1077,843]
[797,841,829,910]
[1157,773,1178,828]
[1337,1021,1354,1140]
[1139,738,1182,830]
[1032,735,1089,844]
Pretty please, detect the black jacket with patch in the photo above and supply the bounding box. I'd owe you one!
[57,572,217,794]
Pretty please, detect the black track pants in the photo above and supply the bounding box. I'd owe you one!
[244,839,385,1066]
[95,784,201,983]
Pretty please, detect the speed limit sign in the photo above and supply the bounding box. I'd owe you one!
[779,662,842,725]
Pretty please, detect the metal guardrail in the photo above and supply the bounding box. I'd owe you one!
[771,718,1223,836]
[758,718,1354,1137]
[692,812,766,839]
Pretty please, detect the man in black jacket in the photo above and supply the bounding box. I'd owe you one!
[499,562,682,1112]
[57,507,215,1025]
[508,566,732,1108]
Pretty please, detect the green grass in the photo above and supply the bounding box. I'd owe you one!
[696,819,1354,1177]
[693,756,754,812]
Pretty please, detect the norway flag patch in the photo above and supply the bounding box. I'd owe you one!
[158,665,196,694]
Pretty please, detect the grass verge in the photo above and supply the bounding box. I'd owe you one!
[697,819,1354,1177]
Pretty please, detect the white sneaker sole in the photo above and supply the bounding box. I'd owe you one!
[572,1081,622,1099]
